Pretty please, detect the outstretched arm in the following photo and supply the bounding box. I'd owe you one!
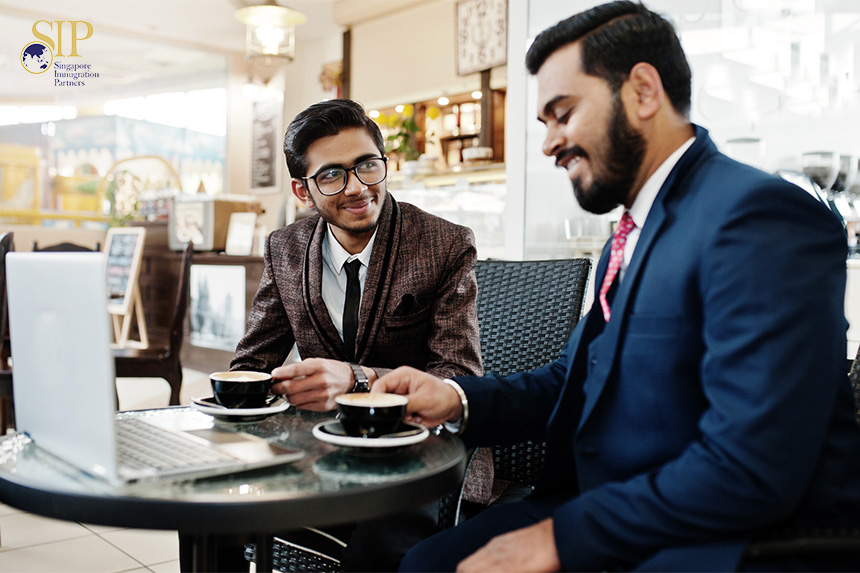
[373,366,463,428]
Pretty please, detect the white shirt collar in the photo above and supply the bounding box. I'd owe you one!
[628,136,696,228]
[325,224,376,274]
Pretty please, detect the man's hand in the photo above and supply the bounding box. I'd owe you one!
[272,358,369,411]
[372,366,463,427]
[457,519,561,573]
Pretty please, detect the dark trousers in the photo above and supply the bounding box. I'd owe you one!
[340,500,441,571]
[399,497,560,572]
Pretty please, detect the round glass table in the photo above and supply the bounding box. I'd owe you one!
[0,406,466,572]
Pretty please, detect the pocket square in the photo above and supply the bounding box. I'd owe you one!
[393,294,426,316]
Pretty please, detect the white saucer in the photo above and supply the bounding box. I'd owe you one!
[191,396,289,422]
[312,419,429,448]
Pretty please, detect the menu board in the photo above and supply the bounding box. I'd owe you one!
[105,227,146,315]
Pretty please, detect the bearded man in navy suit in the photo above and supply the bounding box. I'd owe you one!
[375,1,860,571]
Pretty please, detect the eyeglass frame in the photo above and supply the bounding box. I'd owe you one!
[300,156,389,196]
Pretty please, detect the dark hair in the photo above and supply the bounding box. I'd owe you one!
[283,99,385,179]
[525,1,691,117]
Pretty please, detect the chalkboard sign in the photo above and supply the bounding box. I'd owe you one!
[105,227,145,315]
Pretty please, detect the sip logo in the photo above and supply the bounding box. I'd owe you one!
[21,20,94,75]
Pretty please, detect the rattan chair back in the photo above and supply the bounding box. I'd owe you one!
[476,259,591,485]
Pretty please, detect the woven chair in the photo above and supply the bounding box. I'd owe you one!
[438,258,592,529]
[246,258,592,572]
[742,346,860,565]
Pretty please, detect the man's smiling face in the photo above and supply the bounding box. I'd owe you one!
[536,42,645,214]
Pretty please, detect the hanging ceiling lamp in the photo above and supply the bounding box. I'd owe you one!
[235,1,307,65]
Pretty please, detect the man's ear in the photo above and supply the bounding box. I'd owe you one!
[626,62,664,120]
[291,179,315,208]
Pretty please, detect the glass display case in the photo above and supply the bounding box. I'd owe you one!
[388,164,507,260]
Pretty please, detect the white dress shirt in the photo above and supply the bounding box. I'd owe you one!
[321,224,377,342]
[619,136,695,281]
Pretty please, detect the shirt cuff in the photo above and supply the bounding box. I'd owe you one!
[442,378,469,435]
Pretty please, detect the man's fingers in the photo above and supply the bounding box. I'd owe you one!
[286,386,336,411]
[273,360,319,380]
[372,366,424,394]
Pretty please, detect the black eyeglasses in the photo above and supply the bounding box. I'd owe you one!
[302,157,388,196]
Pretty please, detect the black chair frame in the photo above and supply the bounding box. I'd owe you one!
[0,233,13,436]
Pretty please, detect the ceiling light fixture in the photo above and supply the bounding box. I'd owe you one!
[235,1,306,65]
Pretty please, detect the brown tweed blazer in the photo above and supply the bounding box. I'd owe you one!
[231,193,482,379]
[232,194,494,503]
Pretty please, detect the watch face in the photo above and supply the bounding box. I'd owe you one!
[457,0,508,76]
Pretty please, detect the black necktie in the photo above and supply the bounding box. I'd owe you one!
[342,260,362,361]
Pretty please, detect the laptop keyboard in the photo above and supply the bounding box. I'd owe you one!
[116,417,235,471]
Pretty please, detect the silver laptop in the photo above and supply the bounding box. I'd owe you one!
[6,251,303,487]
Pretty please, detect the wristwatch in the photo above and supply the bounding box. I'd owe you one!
[348,363,369,393]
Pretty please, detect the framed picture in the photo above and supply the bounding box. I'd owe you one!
[456,0,508,76]
[189,265,246,351]
[225,212,258,256]
[251,93,283,192]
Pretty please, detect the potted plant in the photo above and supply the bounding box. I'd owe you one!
[381,104,420,168]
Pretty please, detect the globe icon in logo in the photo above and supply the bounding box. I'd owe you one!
[21,42,52,74]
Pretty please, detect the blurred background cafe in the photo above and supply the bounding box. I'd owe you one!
[2,0,860,569]
[3,0,860,398]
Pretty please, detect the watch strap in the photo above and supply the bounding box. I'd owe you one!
[348,363,369,393]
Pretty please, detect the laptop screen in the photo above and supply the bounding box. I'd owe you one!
[6,252,120,480]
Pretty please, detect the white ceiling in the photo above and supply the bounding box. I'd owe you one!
[0,0,344,106]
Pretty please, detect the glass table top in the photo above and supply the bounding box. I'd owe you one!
[0,406,466,511]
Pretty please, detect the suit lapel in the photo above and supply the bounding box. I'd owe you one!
[355,194,399,362]
[302,216,344,357]
[577,200,669,428]
[577,127,713,429]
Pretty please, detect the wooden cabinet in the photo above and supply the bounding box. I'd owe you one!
[136,225,264,373]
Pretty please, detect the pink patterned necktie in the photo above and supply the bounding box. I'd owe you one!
[599,211,635,322]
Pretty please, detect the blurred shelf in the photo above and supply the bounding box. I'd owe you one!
[0,208,108,227]
[388,162,505,189]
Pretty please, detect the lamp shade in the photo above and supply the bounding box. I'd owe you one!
[235,2,306,64]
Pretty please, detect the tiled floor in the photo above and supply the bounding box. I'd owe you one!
[0,369,259,573]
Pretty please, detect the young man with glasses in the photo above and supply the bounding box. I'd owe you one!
[227,98,485,571]
[232,98,481,409]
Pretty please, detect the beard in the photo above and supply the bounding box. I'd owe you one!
[307,186,386,236]
[568,96,646,214]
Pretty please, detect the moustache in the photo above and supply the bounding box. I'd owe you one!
[341,196,372,208]
[555,146,587,169]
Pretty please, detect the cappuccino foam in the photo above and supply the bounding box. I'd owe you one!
[336,393,408,408]
[210,371,271,382]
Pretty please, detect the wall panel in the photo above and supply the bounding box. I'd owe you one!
[350,0,506,109]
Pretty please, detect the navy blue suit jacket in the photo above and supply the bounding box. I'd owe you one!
[455,126,860,570]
